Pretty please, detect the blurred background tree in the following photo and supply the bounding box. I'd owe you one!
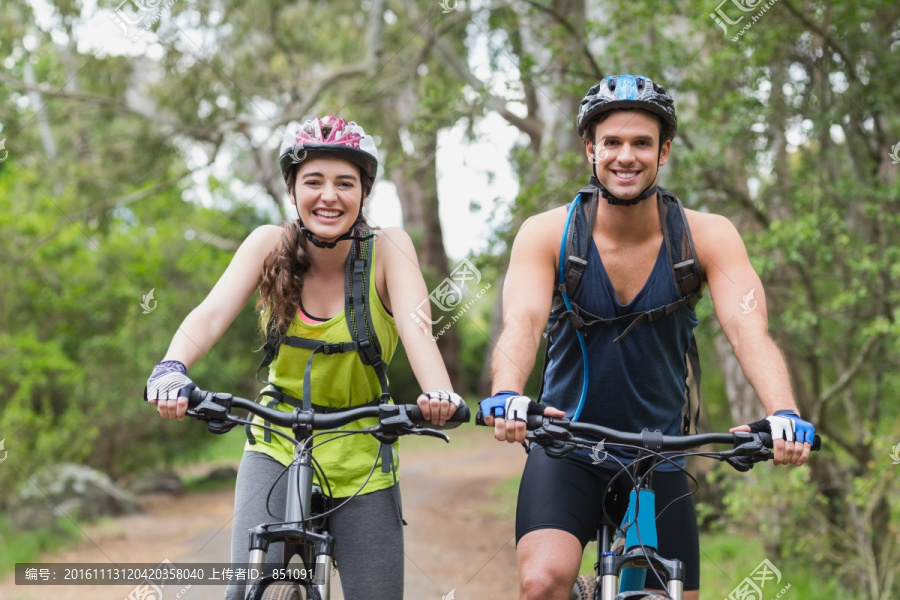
[1,0,898,597]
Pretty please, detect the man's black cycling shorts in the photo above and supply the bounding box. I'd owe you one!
[515,444,700,591]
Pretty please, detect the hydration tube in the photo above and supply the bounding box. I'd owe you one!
[559,194,590,421]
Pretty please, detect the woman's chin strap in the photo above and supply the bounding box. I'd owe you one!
[300,223,375,248]
[295,201,373,249]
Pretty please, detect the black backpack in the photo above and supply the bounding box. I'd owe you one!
[541,185,705,434]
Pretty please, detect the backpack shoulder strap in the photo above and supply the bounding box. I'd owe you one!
[345,229,394,472]
[548,185,598,324]
[657,187,705,435]
[345,229,390,403]
[657,186,704,304]
[561,185,599,298]
[538,186,597,404]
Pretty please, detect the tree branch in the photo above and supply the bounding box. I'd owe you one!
[276,0,386,126]
[67,167,195,221]
[394,0,544,141]
[678,130,771,227]
[818,334,880,406]
[518,0,604,80]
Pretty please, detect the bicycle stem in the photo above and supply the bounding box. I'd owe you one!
[285,453,314,522]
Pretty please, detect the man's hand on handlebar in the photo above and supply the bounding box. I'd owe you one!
[479,391,566,444]
[731,409,815,467]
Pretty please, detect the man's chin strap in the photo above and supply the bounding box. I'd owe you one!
[589,175,657,206]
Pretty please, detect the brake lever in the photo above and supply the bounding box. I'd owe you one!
[184,392,239,434]
[372,412,450,445]
[186,393,231,421]
[410,427,450,443]
[721,432,773,471]
[526,420,573,445]
[526,421,579,458]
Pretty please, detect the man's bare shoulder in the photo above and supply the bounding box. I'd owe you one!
[518,206,569,243]
[684,208,741,244]
[683,209,749,281]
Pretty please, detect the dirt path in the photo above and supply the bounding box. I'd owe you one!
[1,426,526,600]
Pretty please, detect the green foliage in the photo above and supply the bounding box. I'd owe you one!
[0,515,81,577]
[2,2,899,597]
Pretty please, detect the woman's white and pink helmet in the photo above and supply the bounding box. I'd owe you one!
[279,116,379,186]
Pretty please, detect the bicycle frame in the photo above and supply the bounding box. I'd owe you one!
[244,443,334,600]
[184,387,469,600]
[594,453,685,600]
[480,414,821,600]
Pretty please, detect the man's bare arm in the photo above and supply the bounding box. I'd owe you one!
[693,212,810,466]
[488,212,567,442]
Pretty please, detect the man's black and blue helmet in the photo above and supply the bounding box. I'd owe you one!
[577,74,677,142]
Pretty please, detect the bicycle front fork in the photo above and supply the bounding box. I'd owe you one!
[598,551,684,600]
[245,528,335,599]
[244,457,334,599]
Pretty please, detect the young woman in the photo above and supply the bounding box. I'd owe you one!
[145,116,463,600]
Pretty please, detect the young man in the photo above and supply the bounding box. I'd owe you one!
[480,75,815,600]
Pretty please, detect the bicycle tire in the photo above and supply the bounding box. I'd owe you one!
[260,582,307,600]
[571,575,597,600]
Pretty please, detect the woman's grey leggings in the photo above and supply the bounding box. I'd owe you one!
[225,450,404,600]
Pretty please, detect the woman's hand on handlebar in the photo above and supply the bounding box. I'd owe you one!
[479,392,566,444]
[144,360,193,421]
[417,390,464,427]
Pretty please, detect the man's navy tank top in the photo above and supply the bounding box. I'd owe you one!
[540,236,699,470]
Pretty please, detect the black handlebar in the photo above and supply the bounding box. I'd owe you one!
[475,410,821,453]
[186,386,471,431]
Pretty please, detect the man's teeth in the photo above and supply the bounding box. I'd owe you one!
[616,172,638,180]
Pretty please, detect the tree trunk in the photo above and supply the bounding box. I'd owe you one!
[388,127,465,393]
[714,334,761,426]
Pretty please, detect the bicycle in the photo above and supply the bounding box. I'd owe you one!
[474,410,821,600]
[183,386,471,600]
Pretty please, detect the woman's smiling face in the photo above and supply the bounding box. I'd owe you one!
[291,156,365,242]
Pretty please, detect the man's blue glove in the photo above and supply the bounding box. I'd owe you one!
[479,391,543,422]
[748,409,815,444]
